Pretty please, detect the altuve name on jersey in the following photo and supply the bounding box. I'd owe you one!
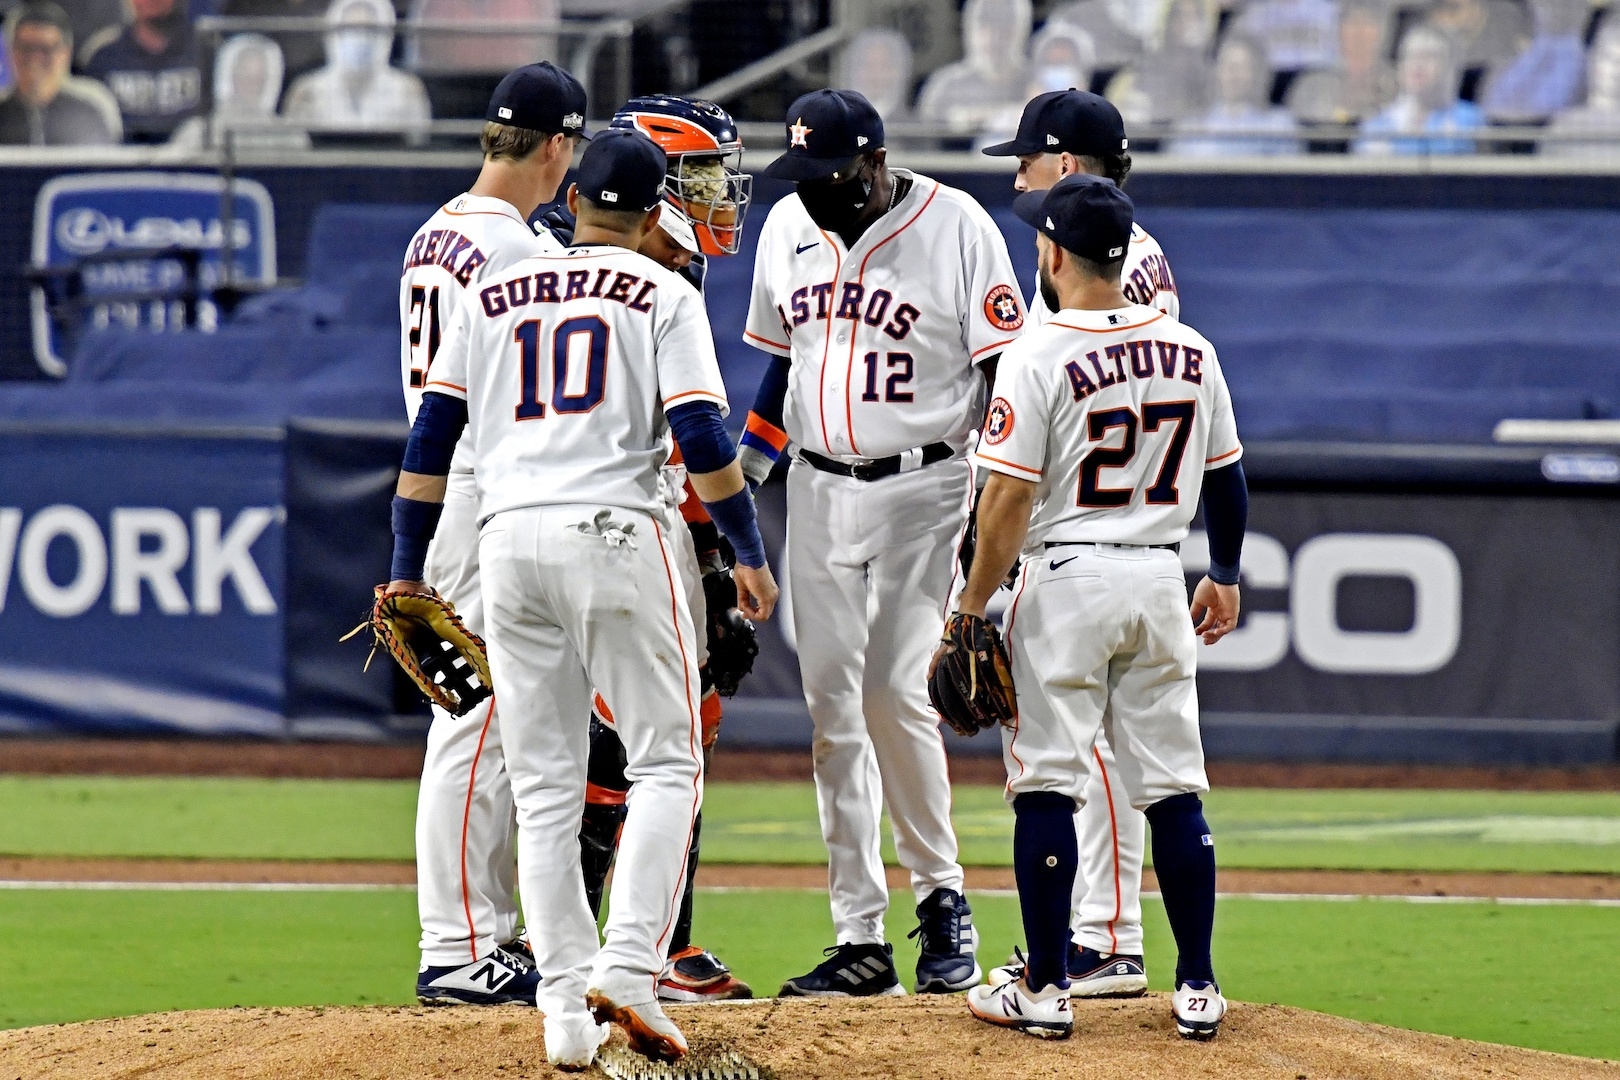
[478,266,658,318]
[777,280,921,342]
[1065,339,1204,401]
[405,228,489,286]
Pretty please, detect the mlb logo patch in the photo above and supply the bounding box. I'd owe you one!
[983,283,1024,331]
[600,190,619,203]
[497,107,512,119]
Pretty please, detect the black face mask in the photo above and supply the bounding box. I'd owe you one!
[150,4,188,35]
[797,169,874,234]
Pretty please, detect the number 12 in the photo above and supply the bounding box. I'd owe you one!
[860,351,914,403]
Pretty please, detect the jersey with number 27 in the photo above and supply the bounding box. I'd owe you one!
[399,193,562,472]
[424,243,728,521]
[977,305,1241,550]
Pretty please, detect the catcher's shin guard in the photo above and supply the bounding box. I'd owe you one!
[668,812,702,954]
[580,715,630,919]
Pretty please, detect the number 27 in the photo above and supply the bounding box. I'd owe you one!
[1078,401,1196,507]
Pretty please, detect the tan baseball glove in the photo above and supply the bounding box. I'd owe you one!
[348,585,493,717]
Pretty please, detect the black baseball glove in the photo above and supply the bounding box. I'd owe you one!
[701,549,758,697]
[927,613,1017,737]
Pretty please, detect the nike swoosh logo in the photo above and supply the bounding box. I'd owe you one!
[795,242,818,254]
[1049,555,1078,571]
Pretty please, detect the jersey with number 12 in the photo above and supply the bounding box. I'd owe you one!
[978,304,1241,550]
[424,243,728,521]
[399,193,562,472]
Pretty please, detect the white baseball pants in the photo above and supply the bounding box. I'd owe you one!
[1002,543,1208,817]
[1073,736,1146,956]
[480,504,704,1022]
[787,456,971,945]
[416,471,518,967]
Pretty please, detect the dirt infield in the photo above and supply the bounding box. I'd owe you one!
[1,996,1613,1080]
[3,855,1615,900]
[4,738,1620,789]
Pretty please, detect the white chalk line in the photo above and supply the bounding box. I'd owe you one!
[0,880,1613,906]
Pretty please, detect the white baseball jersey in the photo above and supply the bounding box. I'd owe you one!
[1029,223,1179,326]
[425,243,728,520]
[978,304,1241,550]
[400,193,563,473]
[743,170,1026,460]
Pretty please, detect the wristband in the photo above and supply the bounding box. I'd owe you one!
[1207,562,1240,586]
[390,495,444,582]
[702,488,766,569]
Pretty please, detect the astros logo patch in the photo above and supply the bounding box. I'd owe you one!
[789,117,812,148]
[984,397,1015,445]
[984,284,1024,331]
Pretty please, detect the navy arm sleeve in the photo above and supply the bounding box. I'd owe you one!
[737,355,791,488]
[390,392,468,581]
[668,400,736,474]
[1200,460,1248,586]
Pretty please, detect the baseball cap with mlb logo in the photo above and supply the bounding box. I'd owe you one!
[980,89,1127,159]
[1012,173,1133,264]
[486,62,590,138]
[574,128,668,212]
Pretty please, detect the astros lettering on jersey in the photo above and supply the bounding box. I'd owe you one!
[424,243,728,517]
[744,170,1026,459]
[400,193,564,471]
[978,304,1241,547]
[1029,222,1179,328]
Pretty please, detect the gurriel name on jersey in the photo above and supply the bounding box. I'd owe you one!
[478,266,658,318]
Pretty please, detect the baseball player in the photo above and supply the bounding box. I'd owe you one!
[400,62,586,1008]
[571,94,759,1003]
[979,89,1177,998]
[956,174,1246,1040]
[739,89,1025,996]
[385,128,779,1068]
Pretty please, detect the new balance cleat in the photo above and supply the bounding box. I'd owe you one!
[658,945,753,1003]
[1172,980,1227,1040]
[909,887,982,993]
[586,992,687,1063]
[1067,945,1148,998]
[778,942,906,998]
[543,1014,609,1072]
[416,945,539,1006]
[967,974,1073,1039]
[502,933,535,966]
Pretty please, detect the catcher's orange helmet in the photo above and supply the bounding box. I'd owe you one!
[610,95,751,257]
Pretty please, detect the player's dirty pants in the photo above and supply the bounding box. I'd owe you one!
[416,471,518,967]
[1002,544,1210,810]
[787,455,970,945]
[480,504,705,1024]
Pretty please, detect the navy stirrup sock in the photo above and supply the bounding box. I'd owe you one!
[1145,792,1217,986]
[1012,791,1078,992]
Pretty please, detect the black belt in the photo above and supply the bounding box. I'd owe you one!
[798,443,955,482]
[1044,541,1181,554]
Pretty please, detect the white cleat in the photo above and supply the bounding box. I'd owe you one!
[543,1014,610,1072]
[586,991,688,1063]
[966,975,1073,1040]
[986,948,1026,989]
[1172,980,1227,1040]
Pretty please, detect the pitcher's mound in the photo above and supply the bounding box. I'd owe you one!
[1,995,1613,1080]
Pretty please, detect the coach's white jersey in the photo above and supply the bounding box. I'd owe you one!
[425,244,728,521]
[743,170,1026,460]
[400,194,563,473]
[1028,223,1179,327]
[979,305,1240,550]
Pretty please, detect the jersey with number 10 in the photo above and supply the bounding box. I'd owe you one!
[424,243,729,521]
[977,305,1241,550]
[399,193,562,473]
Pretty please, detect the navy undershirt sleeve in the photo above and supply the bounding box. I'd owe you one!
[1200,460,1248,586]
[403,391,469,477]
[748,355,790,431]
[667,400,736,474]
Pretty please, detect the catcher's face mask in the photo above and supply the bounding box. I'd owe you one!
[666,149,752,256]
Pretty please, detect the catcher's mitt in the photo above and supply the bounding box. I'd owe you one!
[347,586,493,717]
[702,564,758,697]
[928,613,1017,737]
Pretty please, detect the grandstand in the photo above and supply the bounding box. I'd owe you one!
[0,0,1617,748]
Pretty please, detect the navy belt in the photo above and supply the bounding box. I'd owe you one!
[798,443,955,482]
[1044,540,1181,554]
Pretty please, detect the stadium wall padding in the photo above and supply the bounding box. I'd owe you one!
[2,421,1617,764]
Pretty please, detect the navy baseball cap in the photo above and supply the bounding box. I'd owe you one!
[981,90,1127,158]
[487,62,589,139]
[763,89,885,182]
[574,128,667,212]
[1012,173,1133,263]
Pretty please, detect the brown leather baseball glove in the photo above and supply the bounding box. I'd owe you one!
[349,585,492,717]
[927,613,1017,737]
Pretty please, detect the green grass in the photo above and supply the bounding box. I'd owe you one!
[1,888,1616,1060]
[3,777,1619,873]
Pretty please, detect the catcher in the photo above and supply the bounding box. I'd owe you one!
[544,94,759,1003]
